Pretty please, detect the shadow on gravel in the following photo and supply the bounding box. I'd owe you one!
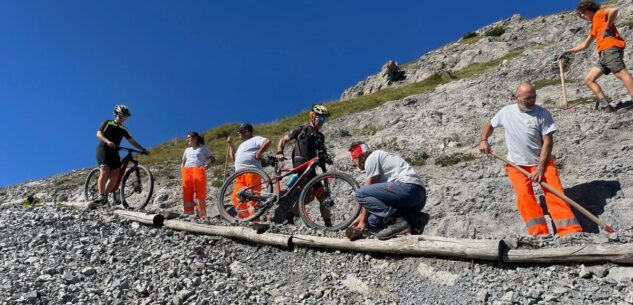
[540,180,620,233]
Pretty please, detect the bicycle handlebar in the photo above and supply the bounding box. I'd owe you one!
[118,147,148,155]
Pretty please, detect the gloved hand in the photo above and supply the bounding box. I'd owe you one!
[556,51,569,61]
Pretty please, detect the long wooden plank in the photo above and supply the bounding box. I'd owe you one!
[504,243,633,264]
[163,219,292,249]
[292,234,502,260]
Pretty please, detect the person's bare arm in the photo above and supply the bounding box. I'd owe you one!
[276,135,291,161]
[530,133,554,183]
[479,122,494,154]
[604,7,618,27]
[256,138,271,160]
[567,35,595,53]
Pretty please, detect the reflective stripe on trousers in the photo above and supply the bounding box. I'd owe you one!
[182,167,207,215]
[505,159,583,236]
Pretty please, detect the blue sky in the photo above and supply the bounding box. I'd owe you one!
[0,0,579,187]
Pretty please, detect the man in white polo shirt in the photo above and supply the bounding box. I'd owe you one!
[348,142,429,240]
[227,123,271,218]
[479,82,582,236]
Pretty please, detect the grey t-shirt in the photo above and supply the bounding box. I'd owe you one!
[364,150,423,186]
[182,146,213,168]
[490,104,556,166]
[235,136,266,171]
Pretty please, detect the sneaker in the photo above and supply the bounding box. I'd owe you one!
[88,196,107,209]
[375,218,411,240]
[597,101,614,112]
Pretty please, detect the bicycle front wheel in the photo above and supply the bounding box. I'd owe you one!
[298,171,360,231]
[84,168,100,202]
[120,165,154,210]
[217,168,274,223]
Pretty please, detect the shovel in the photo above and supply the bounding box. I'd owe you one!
[490,152,615,233]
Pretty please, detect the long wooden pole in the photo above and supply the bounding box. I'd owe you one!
[292,234,501,261]
[558,59,568,109]
[490,153,615,233]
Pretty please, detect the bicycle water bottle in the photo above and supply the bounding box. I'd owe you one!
[286,174,299,187]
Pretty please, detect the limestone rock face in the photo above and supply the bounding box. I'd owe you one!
[340,60,406,101]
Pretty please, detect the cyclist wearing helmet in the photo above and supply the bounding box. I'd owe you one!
[93,105,149,205]
[275,104,332,225]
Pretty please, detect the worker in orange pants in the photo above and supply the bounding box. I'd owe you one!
[231,172,262,218]
[505,159,582,236]
[182,131,214,218]
[480,82,582,236]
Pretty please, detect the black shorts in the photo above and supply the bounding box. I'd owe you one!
[293,157,323,191]
[96,144,121,169]
[597,47,626,75]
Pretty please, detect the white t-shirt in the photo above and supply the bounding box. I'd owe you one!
[490,104,556,166]
[364,150,423,186]
[182,146,213,168]
[235,136,266,171]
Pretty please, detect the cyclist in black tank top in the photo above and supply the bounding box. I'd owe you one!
[93,105,149,205]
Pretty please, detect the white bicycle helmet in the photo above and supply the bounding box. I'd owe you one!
[113,105,131,117]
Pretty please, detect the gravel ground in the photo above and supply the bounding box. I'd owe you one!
[2,204,633,305]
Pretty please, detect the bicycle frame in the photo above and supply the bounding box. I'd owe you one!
[111,147,141,192]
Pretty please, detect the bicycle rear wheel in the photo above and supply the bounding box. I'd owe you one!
[120,165,154,209]
[217,168,274,223]
[298,171,360,231]
[83,168,100,202]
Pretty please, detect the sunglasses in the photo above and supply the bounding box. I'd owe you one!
[316,116,327,123]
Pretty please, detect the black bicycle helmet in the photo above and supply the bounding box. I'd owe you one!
[113,105,131,117]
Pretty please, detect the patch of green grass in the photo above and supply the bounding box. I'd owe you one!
[567,97,595,105]
[484,26,505,37]
[623,19,633,30]
[435,153,477,167]
[405,151,430,167]
[533,79,560,90]
[337,128,351,137]
[462,31,478,40]
[460,36,483,45]
[141,51,523,168]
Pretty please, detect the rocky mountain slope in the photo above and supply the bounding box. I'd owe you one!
[2,1,633,304]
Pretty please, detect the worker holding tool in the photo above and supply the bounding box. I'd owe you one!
[479,82,583,236]
[558,0,633,111]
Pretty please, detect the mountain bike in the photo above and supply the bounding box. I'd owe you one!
[84,147,154,209]
[216,150,361,231]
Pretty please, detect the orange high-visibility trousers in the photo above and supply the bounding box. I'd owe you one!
[505,159,582,236]
[182,167,207,217]
[232,173,262,219]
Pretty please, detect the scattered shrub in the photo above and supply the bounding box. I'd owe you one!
[462,31,478,40]
[484,26,505,37]
[435,153,477,167]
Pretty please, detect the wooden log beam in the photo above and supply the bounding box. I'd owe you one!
[163,219,292,249]
[292,234,502,261]
[114,209,165,227]
[503,243,633,264]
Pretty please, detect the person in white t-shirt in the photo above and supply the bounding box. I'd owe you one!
[479,82,582,236]
[226,123,271,218]
[181,131,214,219]
[348,142,429,240]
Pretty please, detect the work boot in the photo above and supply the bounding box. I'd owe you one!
[407,212,430,235]
[375,218,411,240]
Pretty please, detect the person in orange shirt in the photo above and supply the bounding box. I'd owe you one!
[559,1,633,111]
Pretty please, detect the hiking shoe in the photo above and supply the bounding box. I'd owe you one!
[597,101,614,112]
[88,196,107,209]
[375,218,411,240]
[251,222,271,234]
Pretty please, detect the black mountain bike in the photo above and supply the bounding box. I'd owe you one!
[84,147,154,209]
[217,150,361,231]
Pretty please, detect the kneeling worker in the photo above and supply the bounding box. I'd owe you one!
[348,142,429,240]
